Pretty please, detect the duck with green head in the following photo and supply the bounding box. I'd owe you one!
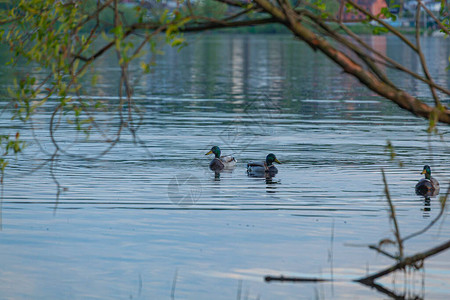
[205,146,236,171]
[247,153,281,177]
[415,165,440,196]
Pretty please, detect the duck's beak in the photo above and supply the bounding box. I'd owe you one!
[274,158,281,164]
[421,169,426,174]
[205,150,213,155]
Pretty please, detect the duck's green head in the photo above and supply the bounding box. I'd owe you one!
[206,146,221,158]
[421,165,431,179]
[266,153,281,166]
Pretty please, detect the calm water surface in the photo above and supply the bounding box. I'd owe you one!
[0,35,449,299]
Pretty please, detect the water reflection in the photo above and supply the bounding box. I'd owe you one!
[0,35,449,299]
[360,272,425,300]
[265,177,280,194]
[422,198,431,218]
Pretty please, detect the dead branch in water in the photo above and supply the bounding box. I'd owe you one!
[381,169,403,258]
[357,239,450,284]
[265,174,450,289]
[401,183,449,243]
[265,275,329,282]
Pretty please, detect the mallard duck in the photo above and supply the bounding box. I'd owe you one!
[205,146,236,171]
[247,153,281,177]
[415,165,440,196]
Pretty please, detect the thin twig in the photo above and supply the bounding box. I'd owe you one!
[381,169,403,258]
[345,0,418,52]
[49,150,62,215]
[415,2,442,108]
[356,239,450,283]
[368,245,398,260]
[265,275,329,282]
[336,23,450,96]
[0,172,3,230]
[420,2,450,36]
[171,269,178,300]
[402,182,450,243]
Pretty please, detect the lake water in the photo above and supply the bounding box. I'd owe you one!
[0,34,449,299]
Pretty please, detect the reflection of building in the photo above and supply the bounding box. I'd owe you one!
[342,0,388,21]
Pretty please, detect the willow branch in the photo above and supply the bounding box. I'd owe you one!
[368,245,398,260]
[0,17,21,26]
[75,0,115,30]
[216,0,249,7]
[223,6,257,22]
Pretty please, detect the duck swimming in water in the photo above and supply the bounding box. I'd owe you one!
[205,146,236,171]
[247,153,281,177]
[415,165,440,197]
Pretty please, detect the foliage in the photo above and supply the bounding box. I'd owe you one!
[0,132,25,182]
[0,0,189,173]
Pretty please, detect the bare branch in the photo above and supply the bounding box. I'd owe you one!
[75,0,115,31]
[253,0,450,123]
[382,169,403,258]
[420,2,450,36]
[415,2,442,108]
[345,0,418,52]
[265,275,329,282]
[357,239,450,283]
[337,23,450,96]
[401,183,450,243]
[368,245,398,260]
[216,0,249,7]
[181,17,278,32]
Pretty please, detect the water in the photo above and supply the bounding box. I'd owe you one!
[0,34,449,299]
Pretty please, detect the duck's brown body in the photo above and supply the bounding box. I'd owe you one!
[415,165,440,197]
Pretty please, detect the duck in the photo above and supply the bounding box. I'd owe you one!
[205,146,236,171]
[415,165,440,196]
[247,153,281,177]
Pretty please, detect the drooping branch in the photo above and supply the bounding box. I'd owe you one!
[345,0,418,52]
[181,17,278,32]
[74,0,115,31]
[415,2,442,108]
[382,169,403,258]
[216,0,250,8]
[401,183,449,243]
[335,23,450,96]
[420,1,450,36]
[252,0,450,124]
[59,0,450,125]
[265,275,329,282]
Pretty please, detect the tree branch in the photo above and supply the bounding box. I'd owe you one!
[382,169,403,258]
[420,2,450,36]
[336,23,450,96]
[253,0,450,123]
[345,0,418,52]
[415,2,442,108]
[356,239,450,283]
[401,183,449,243]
